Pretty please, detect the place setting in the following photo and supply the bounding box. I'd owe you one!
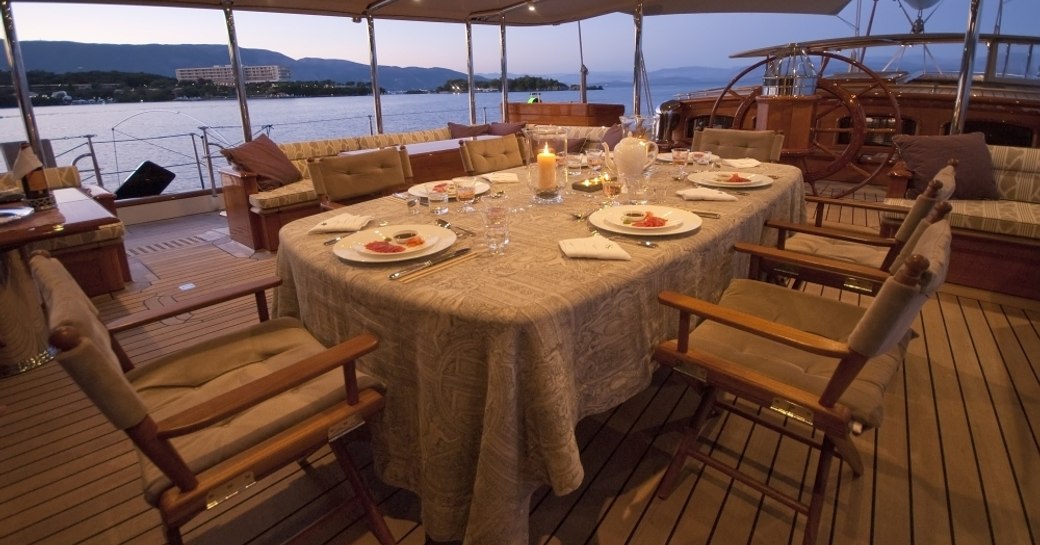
[685,170,774,189]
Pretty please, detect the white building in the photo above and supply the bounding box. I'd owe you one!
[175,65,291,85]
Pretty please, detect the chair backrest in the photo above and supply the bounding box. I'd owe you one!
[43,166,82,189]
[309,146,410,204]
[892,163,953,244]
[693,128,784,162]
[459,134,524,175]
[819,218,952,408]
[29,252,149,430]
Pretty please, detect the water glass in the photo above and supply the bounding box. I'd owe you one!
[481,203,510,255]
[403,194,420,215]
[427,187,449,215]
[566,152,584,176]
[671,147,690,178]
[601,174,623,206]
[586,148,605,173]
[625,172,653,205]
[455,176,478,213]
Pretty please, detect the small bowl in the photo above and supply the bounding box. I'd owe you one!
[392,230,420,245]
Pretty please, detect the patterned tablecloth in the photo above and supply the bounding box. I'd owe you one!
[274,162,805,544]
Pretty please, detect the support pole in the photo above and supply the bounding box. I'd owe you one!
[578,21,588,104]
[500,19,509,122]
[632,2,644,115]
[951,0,983,134]
[221,1,252,142]
[1,0,42,155]
[466,21,477,124]
[367,15,384,134]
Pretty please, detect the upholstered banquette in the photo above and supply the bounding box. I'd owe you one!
[219,128,450,251]
[887,141,1040,299]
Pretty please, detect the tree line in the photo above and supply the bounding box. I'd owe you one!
[0,70,591,108]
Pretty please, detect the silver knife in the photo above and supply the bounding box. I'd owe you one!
[688,210,722,219]
[388,248,471,280]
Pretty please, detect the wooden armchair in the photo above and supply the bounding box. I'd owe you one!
[654,218,952,545]
[29,251,394,545]
[737,161,955,295]
[309,146,412,211]
[459,134,524,175]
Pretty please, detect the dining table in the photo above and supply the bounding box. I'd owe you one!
[273,160,806,544]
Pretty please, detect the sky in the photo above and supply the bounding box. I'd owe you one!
[7,0,1039,77]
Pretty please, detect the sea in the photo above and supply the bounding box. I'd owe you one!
[0,83,721,194]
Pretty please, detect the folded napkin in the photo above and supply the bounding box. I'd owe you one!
[558,236,631,260]
[721,158,761,168]
[484,172,520,184]
[308,212,373,233]
[676,187,738,201]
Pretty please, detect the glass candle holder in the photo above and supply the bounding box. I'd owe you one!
[523,126,567,204]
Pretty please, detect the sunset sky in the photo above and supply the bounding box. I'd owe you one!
[7,1,1038,76]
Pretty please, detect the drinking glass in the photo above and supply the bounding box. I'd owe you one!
[566,152,584,176]
[427,185,449,215]
[601,174,623,206]
[481,203,510,255]
[403,194,420,215]
[455,177,478,213]
[586,148,605,173]
[625,172,652,205]
[671,147,690,179]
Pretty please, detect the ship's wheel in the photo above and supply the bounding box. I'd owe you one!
[708,50,902,197]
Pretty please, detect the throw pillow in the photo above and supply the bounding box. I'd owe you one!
[601,124,624,151]
[489,121,525,136]
[448,122,491,138]
[220,134,301,191]
[893,132,998,199]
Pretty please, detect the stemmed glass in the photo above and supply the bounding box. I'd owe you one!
[671,147,690,181]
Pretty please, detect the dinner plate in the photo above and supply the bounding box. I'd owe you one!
[657,151,718,164]
[589,205,703,236]
[0,206,34,225]
[333,224,456,263]
[687,171,773,189]
[603,207,684,231]
[408,180,491,198]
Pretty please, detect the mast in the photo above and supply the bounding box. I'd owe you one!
[951,0,984,134]
[466,20,477,124]
[221,0,252,142]
[632,1,644,115]
[1,0,43,155]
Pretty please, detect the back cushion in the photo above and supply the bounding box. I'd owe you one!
[893,132,999,200]
[221,134,302,191]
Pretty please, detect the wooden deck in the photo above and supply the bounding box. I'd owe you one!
[2,196,1038,545]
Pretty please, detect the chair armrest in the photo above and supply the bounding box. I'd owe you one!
[804,195,915,214]
[735,242,891,285]
[886,160,912,198]
[219,166,262,195]
[657,290,851,358]
[155,332,379,438]
[766,219,896,248]
[106,276,281,334]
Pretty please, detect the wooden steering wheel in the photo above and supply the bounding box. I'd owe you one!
[708,50,902,197]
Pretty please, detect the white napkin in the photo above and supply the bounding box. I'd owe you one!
[675,187,738,201]
[484,172,520,184]
[558,236,631,260]
[722,158,761,168]
[308,212,373,233]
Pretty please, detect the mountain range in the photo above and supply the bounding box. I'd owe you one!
[1,40,746,91]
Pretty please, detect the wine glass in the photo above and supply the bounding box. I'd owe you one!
[455,177,478,213]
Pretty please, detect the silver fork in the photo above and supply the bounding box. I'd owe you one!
[590,230,658,248]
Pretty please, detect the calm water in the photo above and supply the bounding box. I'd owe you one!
[0,83,715,194]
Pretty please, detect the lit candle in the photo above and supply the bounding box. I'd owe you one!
[536,144,557,191]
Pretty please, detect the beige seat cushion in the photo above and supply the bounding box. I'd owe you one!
[781,234,887,269]
[309,148,407,203]
[247,179,317,211]
[689,279,905,428]
[885,197,1040,240]
[126,316,382,505]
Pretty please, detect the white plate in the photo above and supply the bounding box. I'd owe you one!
[658,151,718,164]
[333,225,456,263]
[353,231,439,256]
[0,206,34,225]
[687,171,773,189]
[408,180,491,198]
[604,207,684,231]
[589,205,703,236]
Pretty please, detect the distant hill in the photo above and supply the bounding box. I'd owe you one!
[0,40,478,91]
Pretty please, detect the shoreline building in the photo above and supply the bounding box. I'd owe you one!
[175,64,291,85]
